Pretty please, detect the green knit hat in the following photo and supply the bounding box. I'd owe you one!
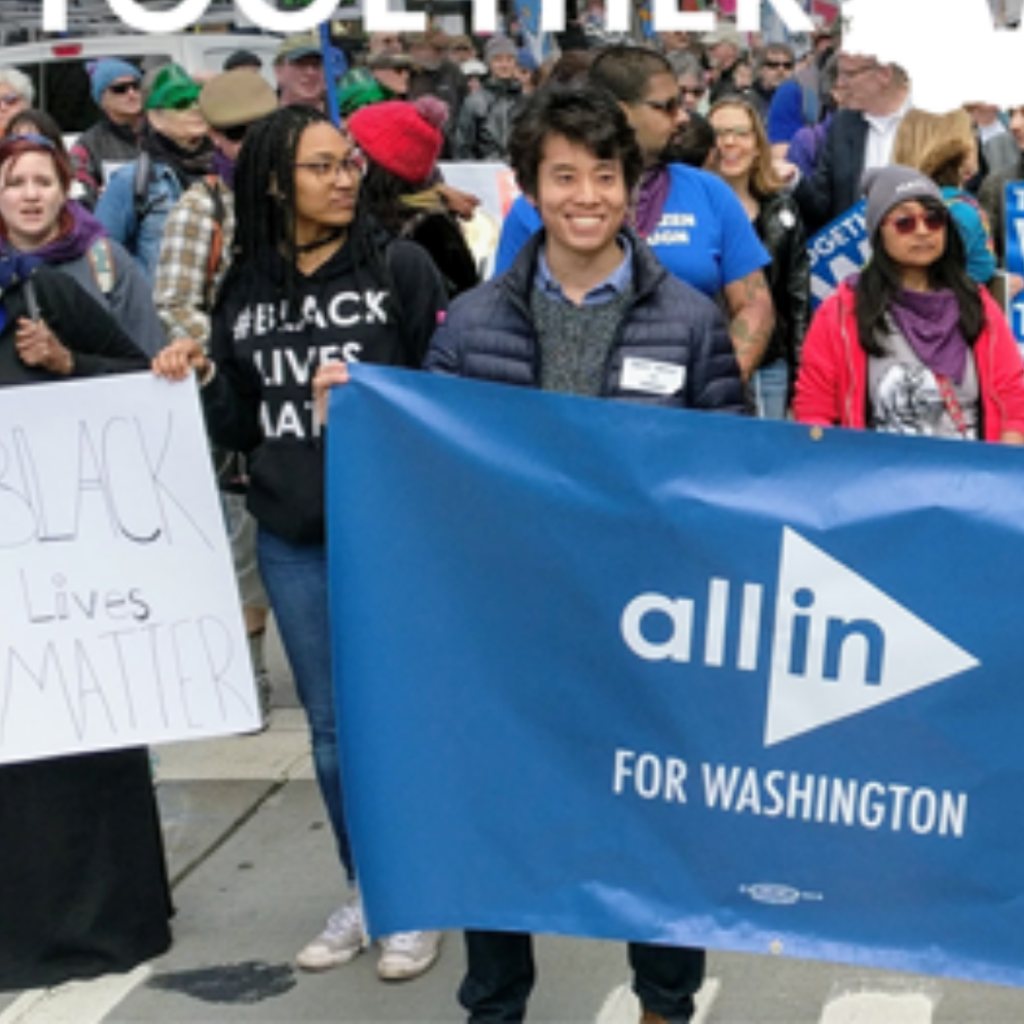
[337,68,389,118]
[145,63,201,111]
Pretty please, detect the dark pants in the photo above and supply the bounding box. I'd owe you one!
[459,930,705,1023]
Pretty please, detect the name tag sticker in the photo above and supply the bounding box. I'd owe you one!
[620,357,686,396]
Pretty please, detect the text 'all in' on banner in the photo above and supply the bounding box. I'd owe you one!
[327,365,1024,989]
[0,373,258,764]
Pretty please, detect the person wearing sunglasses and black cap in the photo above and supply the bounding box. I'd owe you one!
[70,58,144,209]
[96,63,214,283]
[795,165,1024,442]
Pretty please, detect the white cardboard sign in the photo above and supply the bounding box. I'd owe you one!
[0,373,259,764]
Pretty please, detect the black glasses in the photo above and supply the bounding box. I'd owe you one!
[641,95,683,117]
[295,152,366,180]
[107,80,141,95]
[764,60,794,70]
[680,86,705,98]
[885,209,947,235]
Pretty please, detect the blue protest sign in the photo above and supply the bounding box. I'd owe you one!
[807,200,869,310]
[1003,181,1024,346]
[327,365,1024,988]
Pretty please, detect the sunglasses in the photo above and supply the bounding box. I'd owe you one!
[107,80,141,95]
[0,93,24,108]
[220,122,249,143]
[641,95,683,117]
[680,86,705,98]
[885,209,947,235]
[764,60,794,70]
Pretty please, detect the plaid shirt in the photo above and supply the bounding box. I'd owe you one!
[153,177,235,348]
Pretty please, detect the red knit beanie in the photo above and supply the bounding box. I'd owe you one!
[347,97,447,185]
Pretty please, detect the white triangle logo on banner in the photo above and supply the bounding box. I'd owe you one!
[764,529,979,746]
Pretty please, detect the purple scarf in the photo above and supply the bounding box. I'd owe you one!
[0,202,107,334]
[632,165,671,238]
[889,287,970,384]
[213,150,236,190]
[1,201,108,267]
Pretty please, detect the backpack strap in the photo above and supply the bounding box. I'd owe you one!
[132,150,153,222]
[86,238,117,296]
[200,175,228,308]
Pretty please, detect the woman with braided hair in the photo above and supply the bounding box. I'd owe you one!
[152,104,447,982]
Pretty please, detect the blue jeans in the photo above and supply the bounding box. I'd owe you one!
[459,930,704,1022]
[257,528,353,879]
[752,358,790,420]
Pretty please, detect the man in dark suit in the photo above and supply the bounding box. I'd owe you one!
[782,53,911,233]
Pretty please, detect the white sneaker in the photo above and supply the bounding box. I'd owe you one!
[295,893,367,971]
[377,930,442,981]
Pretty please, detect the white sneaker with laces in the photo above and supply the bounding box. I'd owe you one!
[377,930,442,981]
[295,893,367,971]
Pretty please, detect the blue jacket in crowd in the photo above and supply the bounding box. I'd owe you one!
[95,160,185,285]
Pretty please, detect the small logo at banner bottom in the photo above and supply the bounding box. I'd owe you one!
[739,882,823,906]
[621,528,979,747]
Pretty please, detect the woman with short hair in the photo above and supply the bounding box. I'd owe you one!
[0,134,166,355]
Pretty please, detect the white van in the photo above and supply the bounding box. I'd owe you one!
[1,33,282,137]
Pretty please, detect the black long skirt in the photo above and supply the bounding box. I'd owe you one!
[0,747,173,990]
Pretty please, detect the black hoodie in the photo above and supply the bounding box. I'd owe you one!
[202,230,447,545]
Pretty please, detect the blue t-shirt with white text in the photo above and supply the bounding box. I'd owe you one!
[493,163,768,297]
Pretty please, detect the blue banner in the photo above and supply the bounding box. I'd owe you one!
[508,0,552,60]
[808,200,869,310]
[1004,181,1024,347]
[327,365,1024,988]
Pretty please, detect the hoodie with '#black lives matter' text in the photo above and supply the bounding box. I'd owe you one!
[200,231,447,545]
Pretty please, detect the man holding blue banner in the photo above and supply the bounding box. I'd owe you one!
[316,81,744,1024]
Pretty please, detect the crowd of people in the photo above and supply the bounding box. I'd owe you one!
[2,10,1024,1023]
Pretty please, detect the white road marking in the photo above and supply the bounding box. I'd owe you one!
[0,965,151,1024]
[819,990,936,1023]
[595,977,721,1024]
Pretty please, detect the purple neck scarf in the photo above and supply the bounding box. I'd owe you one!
[889,287,970,384]
[2,200,108,267]
[632,165,671,238]
[213,150,236,190]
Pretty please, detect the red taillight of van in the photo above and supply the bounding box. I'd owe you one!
[51,44,83,57]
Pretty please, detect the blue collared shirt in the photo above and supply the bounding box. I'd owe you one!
[534,234,634,307]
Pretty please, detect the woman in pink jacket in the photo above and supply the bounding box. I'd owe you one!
[795,165,1024,443]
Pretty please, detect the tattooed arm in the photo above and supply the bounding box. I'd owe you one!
[722,268,774,382]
